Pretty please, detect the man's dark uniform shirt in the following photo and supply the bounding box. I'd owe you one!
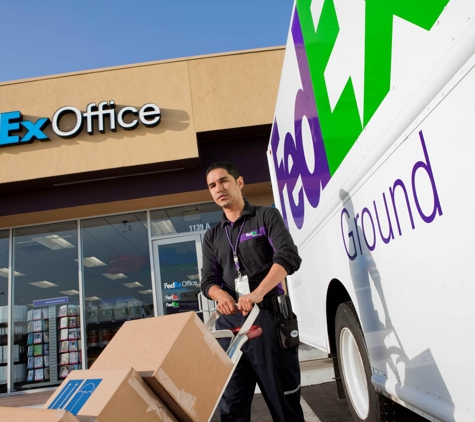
[201,202,302,300]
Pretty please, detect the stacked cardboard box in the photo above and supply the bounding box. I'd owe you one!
[2,311,232,421]
[0,407,80,421]
[44,367,177,421]
[91,311,234,422]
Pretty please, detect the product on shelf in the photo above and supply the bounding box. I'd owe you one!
[34,356,43,369]
[68,317,78,328]
[33,333,42,344]
[68,328,79,340]
[127,298,142,319]
[58,306,81,378]
[60,329,68,341]
[87,330,99,347]
[85,304,99,324]
[69,352,79,365]
[59,317,68,329]
[23,301,81,384]
[99,302,114,322]
[60,341,69,353]
[33,344,43,356]
[113,300,128,320]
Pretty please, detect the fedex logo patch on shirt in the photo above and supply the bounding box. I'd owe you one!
[240,226,266,243]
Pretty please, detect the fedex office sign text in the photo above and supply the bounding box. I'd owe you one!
[0,100,161,148]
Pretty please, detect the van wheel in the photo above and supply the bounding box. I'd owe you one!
[335,301,398,421]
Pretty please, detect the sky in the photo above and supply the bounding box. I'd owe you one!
[0,1,294,83]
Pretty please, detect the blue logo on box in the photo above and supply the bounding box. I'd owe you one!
[48,378,102,415]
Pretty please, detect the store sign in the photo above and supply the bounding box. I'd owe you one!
[33,296,75,307]
[0,100,161,148]
[163,280,199,290]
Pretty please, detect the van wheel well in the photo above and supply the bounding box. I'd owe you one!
[326,279,351,353]
[326,279,351,399]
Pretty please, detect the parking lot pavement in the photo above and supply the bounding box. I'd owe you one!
[211,381,428,421]
[301,382,353,422]
[210,381,353,422]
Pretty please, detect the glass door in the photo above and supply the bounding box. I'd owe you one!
[152,234,214,321]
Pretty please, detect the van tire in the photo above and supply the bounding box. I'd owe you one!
[335,301,398,421]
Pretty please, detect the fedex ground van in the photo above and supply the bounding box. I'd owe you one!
[267,1,475,421]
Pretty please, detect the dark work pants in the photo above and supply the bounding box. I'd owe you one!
[215,308,305,422]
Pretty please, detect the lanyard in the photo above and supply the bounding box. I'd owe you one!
[225,217,246,277]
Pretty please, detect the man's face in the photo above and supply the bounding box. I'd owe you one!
[206,168,243,209]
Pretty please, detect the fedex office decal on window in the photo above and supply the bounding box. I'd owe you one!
[0,101,161,147]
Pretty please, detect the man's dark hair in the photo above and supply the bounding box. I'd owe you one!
[205,161,240,180]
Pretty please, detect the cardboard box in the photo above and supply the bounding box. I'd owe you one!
[0,407,79,421]
[44,367,177,422]
[92,312,234,422]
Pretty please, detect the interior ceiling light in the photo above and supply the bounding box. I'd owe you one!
[187,274,200,280]
[0,268,25,278]
[138,289,153,294]
[103,273,128,280]
[29,281,58,288]
[151,220,177,235]
[32,234,75,250]
[85,296,101,301]
[60,290,80,296]
[75,257,107,267]
[123,282,143,288]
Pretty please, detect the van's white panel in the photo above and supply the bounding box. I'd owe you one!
[268,0,475,420]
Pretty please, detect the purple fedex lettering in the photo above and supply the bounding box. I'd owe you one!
[341,130,443,260]
[412,131,443,223]
[271,10,331,229]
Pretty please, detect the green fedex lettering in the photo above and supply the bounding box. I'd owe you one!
[296,0,449,175]
[364,0,450,125]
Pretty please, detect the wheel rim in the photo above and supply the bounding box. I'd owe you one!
[340,327,370,419]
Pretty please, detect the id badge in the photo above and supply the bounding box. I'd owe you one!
[235,275,250,298]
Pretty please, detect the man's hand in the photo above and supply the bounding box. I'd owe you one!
[237,264,288,315]
[209,286,238,315]
[238,290,265,316]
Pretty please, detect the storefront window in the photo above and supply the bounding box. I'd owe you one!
[0,230,9,393]
[150,203,222,236]
[81,212,151,368]
[12,222,80,391]
[0,202,221,393]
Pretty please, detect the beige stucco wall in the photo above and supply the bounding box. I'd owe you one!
[188,49,284,132]
[0,47,284,185]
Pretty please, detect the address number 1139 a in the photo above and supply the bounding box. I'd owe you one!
[189,223,211,232]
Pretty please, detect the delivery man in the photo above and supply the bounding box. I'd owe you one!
[200,161,305,422]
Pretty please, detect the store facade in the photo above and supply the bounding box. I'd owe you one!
[0,47,284,393]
